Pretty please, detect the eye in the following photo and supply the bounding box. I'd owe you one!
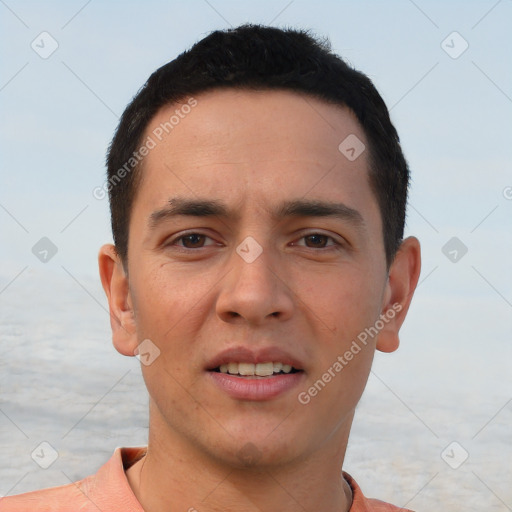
[302,234,334,248]
[293,233,340,249]
[171,233,216,249]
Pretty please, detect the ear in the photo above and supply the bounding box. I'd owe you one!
[376,236,421,353]
[98,244,138,357]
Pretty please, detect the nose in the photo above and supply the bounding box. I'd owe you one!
[215,242,294,326]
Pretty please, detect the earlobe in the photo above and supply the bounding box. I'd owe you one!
[98,244,139,357]
[376,236,421,353]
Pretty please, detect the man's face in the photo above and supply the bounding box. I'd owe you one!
[124,89,391,466]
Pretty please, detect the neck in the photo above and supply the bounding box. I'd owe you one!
[127,408,354,512]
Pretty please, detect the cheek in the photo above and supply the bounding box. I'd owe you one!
[130,263,213,348]
[297,265,383,415]
[325,347,375,419]
[296,263,384,340]
[131,267,210,407]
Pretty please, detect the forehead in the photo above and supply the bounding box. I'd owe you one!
[135,88,377,223]
[145,88,366,163]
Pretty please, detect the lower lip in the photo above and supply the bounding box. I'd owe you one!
[208,371,305,401]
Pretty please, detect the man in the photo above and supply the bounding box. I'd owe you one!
[1,24,421,511]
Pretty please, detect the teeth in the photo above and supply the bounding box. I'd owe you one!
[217,362,296,376]
[238,362,255,376]
[255,362,273,377]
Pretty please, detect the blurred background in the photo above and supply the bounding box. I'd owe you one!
[1,1,511,510]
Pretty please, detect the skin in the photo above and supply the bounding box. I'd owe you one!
[99,89,421,512]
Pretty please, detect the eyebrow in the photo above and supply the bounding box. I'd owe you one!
[274,200,364,226]
[148,197,365,229]
[149,198,231,228]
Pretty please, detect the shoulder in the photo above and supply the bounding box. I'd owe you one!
[0,477,92,511]
[0,447,146,512]
[364,497,414,511]
[343,471,414,512]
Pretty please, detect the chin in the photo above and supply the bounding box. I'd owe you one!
[212,431,308,470]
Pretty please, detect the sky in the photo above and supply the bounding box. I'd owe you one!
[0,0,511,277]
[1,0,511,361]
[0,0,511,507]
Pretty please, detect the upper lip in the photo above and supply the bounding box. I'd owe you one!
[206,346,305,371]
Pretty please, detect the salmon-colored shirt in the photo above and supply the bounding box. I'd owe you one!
[0,447,413,511]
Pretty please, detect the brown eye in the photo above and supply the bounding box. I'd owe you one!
[178,233,207,248]
[303,234,330,248]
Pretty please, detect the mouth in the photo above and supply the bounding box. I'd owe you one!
[209,361,303,378]
[206,348,306,400]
